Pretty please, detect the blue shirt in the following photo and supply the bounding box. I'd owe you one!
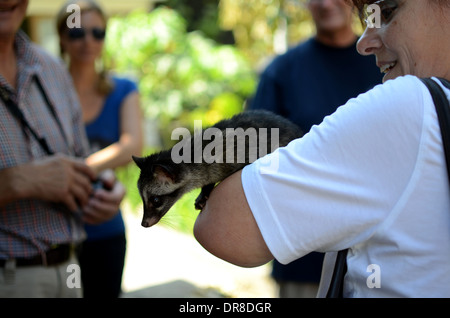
[84,76,138,241]
[249,37,383,283]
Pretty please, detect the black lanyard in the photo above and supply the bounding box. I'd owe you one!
[421,77,450,183]
[0,75,68,155]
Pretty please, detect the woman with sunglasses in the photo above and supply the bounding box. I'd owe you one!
[56,0,143,298]
[194,0,450,297]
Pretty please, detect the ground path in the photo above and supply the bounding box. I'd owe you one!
[121,210,277,298]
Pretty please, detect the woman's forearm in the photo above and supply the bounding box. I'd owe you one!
[193,170,273,268]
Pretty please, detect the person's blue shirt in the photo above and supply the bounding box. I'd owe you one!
[249,37,383,283]
[84,76,138,241]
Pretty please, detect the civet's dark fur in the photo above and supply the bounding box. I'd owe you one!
[133,110,303,228]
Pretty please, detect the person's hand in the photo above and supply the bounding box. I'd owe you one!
[27,154,96,211]
[82,169,126,224]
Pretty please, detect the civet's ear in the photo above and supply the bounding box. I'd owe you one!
[152,164,176,184]
[132,155,146,169]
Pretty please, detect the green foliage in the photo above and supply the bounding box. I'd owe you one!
[105,7,256,147]
[219,0,315,67]
[105,7,257,233]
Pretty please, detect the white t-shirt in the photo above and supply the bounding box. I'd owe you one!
[242,75,450,297]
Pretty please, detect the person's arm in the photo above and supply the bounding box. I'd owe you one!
[0,154,95,211]
[85,91,143,174]
[194,170,273,268]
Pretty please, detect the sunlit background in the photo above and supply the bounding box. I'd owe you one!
[23,0,363,297]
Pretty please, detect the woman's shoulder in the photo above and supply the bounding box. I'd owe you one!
[321,75,430,150]
[381,74,424,88]
[107,75,138,98]
[369,75,424,94]
[110,75,138,88]
[349,75,428,114]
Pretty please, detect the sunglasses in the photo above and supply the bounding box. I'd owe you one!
[67,27,106,41]
[363,0,400,28]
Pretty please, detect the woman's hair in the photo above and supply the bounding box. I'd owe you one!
[346,0,450,18]
[56,0,114,96]
[344,0,375,12]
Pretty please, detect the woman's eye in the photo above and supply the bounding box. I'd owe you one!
[363,0,399,28]
[380,0,399,24]
[381,7,397,23]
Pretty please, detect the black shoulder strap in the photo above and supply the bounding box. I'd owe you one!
[0,74,72,156]
[0,83,54,155]
[420,77,450,183]
[326,249,348,298]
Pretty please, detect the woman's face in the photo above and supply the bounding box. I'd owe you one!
[357,0,450,83]
[61,10,106,65]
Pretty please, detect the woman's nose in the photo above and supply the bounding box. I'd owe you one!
[357,26,382,56]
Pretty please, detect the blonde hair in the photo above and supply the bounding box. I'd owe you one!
[56,0,114,96]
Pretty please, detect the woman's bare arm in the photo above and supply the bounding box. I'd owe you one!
[194,170,273,267]
[85,91,143,174]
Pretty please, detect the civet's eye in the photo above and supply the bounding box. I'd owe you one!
[150,196,163,208]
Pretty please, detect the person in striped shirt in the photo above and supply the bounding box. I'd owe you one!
[0,0,125,297]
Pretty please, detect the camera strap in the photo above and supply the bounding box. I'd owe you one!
[420,77,450,183]
[0,75,69,156]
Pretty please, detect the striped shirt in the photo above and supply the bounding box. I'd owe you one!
[0,31,89,259]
